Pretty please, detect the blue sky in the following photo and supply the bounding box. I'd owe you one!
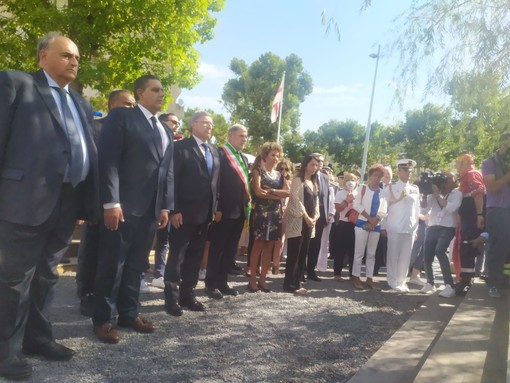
[179,0,445,132]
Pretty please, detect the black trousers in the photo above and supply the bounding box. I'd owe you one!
[0,184,76,359]
[330,221,355,276]
[76,222,100,298]
[164,222,208,304]
[458,196,481,279]
[285,222,312,290]
[93,207,157,326]
[306,205,326,275]
[205,216,244,290]
[486,207,510,288]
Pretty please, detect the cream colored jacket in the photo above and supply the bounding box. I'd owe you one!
[285,177,320,239]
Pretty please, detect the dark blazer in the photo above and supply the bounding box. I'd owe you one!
[0,69,99,225]
[217,147,250,220]
[98,106,174,218]
[172,137,220,225]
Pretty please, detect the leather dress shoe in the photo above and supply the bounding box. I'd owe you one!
[0,355,32,380]
[23,341,75,361]
[117,316,155,333]
[94,323,120,344]
[179,297,205,312]
[308,273,322,282]
[206,288,223,299]
[165,302,183,317]
[219,286,239,296]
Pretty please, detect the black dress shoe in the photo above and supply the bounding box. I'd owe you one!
[308,273,322,282]
[0,355,32,380]
[165,302,183,317]
[219,286,239,296]
[257,282,272,293]
[23,341,75,361]
[206,288,223,299]
[179,298,205,312]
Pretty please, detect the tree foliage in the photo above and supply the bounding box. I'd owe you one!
[391,0,510,103]
[0,0,225,101]
[221,52,313,148]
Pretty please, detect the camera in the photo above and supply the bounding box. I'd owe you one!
[419,172,448,195]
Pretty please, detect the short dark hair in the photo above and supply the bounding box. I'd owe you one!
[133,74,160,101]
[158,112,177,123]
[108,89,131,110]
[368,163,385,176]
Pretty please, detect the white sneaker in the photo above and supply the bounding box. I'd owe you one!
[438,284,455,298]
[420,283,436,294]
[408,276,426,286]
[198,268,207,280]
[140,279,151,294]
[394,283,409,293]
[151,277,165,289]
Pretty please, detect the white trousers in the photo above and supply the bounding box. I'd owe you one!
[352,227,380,278]
[316,222,332,272]
[386,232,414,288]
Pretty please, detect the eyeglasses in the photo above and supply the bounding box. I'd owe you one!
[196,120,214,127]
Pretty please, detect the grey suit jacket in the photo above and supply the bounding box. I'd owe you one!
[0,70,99,226]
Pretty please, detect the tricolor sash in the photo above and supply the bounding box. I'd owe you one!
[223,143,251,217]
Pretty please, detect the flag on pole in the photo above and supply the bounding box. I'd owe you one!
[270,74,285,123]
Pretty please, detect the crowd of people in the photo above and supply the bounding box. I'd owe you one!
[1,32,510,380]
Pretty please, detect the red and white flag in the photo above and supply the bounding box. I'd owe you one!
[270,74,285,123]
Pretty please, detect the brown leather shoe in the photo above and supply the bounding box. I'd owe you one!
[94,323,120,344]
[117,316,155,333]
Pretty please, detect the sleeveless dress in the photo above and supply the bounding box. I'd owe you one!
[251,168,283,241]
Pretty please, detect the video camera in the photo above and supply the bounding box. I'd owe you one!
[419,172,448,195]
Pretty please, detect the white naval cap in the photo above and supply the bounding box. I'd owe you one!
[396,159,416,169]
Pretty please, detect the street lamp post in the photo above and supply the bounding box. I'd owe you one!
[360,44,381,183]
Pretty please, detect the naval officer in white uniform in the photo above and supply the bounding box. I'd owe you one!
[382,159,420,291]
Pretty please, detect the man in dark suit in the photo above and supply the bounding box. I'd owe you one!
[92,75,174,344]
[306,153,333,281]
[76,89,135,317]
[0,32,99,379]
[205,124,250,299]
[164,111,220,316]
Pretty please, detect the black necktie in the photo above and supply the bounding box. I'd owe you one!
[201,143,213,176]
[53,87,83,186]
[150,116,163,158]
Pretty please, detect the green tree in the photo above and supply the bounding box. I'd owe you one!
[400,103,455,170]
[0,0,225,103]
[446,72,510,161]
[221,52,313,148]
[391,0,510,104]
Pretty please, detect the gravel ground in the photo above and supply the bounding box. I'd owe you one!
[14,261,429,383]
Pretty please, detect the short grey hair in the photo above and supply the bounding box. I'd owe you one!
[228,124,248,135]
[37,32,63,63]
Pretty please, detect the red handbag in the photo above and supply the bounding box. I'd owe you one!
[345,185,366,224]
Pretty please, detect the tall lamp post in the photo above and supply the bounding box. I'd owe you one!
[360,44,381,182]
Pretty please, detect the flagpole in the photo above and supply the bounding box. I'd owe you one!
[276,71,285,144]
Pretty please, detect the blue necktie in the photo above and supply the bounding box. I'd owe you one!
[53,87,83,186]
[201,143,213,176]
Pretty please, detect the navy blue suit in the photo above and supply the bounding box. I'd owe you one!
[93,106,174,326]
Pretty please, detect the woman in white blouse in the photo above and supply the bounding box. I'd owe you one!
[351,164,388,290]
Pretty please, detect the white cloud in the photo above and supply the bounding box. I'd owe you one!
[198,62,231,81]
